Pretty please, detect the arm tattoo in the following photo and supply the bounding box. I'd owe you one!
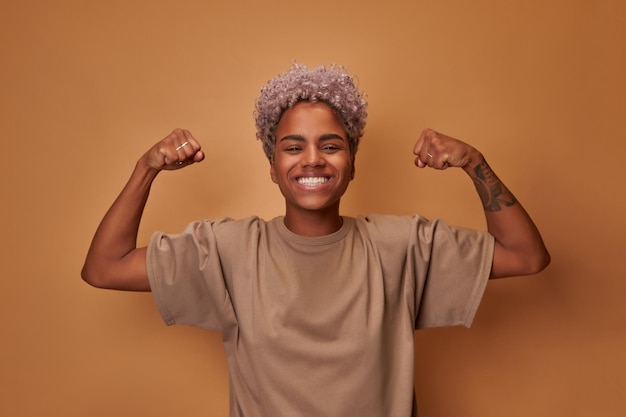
[472,160,517,212]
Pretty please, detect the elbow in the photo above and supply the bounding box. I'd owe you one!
[81,264,107,289]
[492,245,551,279]
[525,248,551,276]
[80,254,149,291]
[81,265,97,288]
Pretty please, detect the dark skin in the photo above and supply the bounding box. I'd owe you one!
[413,128,550,278]
[81,103,549,291]
[81,128,204,291]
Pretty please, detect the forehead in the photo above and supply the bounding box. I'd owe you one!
[276,102,346,136]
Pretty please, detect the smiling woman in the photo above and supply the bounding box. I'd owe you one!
[271,101,355,236]
[81,63,549,417]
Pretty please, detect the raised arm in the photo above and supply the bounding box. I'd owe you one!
[81,129,204,291]
[413,128,550,279]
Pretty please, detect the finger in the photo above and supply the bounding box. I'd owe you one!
[413,141,427,167]
[161,129,185,165]
[192,150,205,163]
[175,140,190,153]
[418,148,436,166]
[414,153,431,168]
[164,149,183,169]
[431,155,449,170]
[174,133,192,159]
[172,129,201,164]
[412,129,432,155]
[185,132,204,162]
[413,129,437,167]
[176,150,204,167]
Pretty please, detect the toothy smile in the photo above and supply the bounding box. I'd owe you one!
[297,177,329,186]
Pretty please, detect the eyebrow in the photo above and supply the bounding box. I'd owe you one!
[279,133,345,142]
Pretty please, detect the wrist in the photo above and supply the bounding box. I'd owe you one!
[132,159,160,186]
[462,148,485,175]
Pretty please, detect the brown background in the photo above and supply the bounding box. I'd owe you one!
[1,0,625,416]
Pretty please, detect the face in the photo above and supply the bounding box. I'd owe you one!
[270,101,355,218]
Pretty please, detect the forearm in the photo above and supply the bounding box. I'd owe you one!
[465,154,550,278]
[81,160,158,290]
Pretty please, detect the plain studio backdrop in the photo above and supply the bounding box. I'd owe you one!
[1,0,624,416]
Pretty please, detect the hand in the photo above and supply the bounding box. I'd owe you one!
[141,128,205,171]
[413,128,481,171]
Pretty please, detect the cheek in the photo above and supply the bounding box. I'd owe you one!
[270,160,291,182]
[340,157,354,175]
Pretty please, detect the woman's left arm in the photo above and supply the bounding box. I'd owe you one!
[414,128,551,279]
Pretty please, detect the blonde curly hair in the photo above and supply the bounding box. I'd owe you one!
[254,63,368,161]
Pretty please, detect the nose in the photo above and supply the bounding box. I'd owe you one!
[301,145,325,167]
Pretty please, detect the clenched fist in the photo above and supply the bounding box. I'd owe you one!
[141,128,205,171]
[413,128,482,172]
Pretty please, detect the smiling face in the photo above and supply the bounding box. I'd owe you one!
[270,101,355,228]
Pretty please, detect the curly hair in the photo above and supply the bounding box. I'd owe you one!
[254,63,368,161]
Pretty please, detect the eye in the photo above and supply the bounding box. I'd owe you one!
[285,145,302,152]
[321,144,340,152]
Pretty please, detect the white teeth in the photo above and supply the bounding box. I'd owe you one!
[297,177,328,186]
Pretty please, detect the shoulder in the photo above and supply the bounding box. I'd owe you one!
[352,214,421,249]
[358,214,413,227]
[208,216,265,231]
[355,213,430,235]
[354,214,473,247]
[195,216,270,241]
[152,216,268,245]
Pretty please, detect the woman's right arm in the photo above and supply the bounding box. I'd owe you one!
[81,129,204,291]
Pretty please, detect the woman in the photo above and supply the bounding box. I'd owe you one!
[82,64,549,416]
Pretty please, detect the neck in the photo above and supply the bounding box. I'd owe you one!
[283,207,343,237]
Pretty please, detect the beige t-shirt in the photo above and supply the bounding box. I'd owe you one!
[147,214,494,417]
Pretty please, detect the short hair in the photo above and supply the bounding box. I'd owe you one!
[254,63,368,161]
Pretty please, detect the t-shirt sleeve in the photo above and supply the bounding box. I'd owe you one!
[410,217,494,329]
[146,220,229,331]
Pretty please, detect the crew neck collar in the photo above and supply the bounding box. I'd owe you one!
[273,216,353,246]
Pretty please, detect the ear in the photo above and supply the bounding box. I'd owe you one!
[270,161,278,183]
